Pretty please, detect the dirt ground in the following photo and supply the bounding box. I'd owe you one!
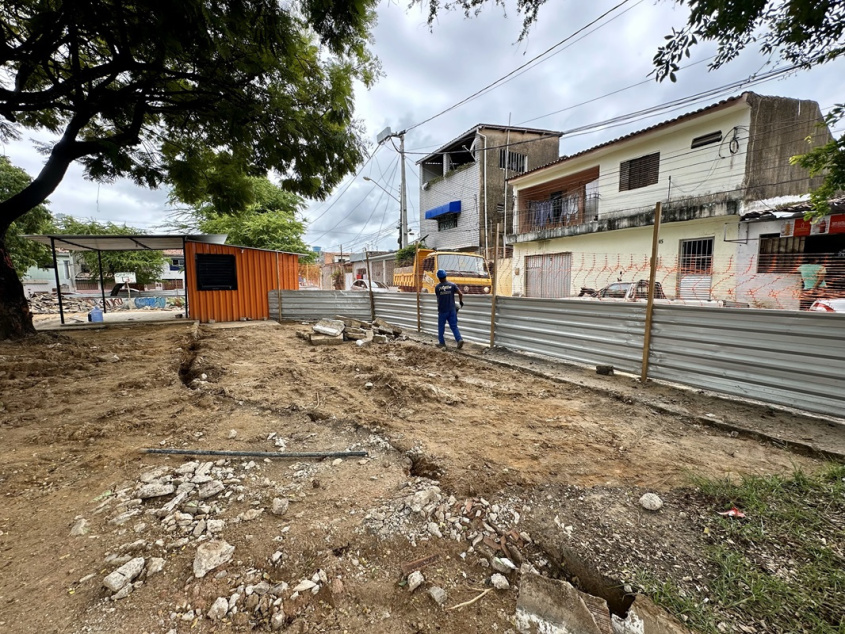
[0,320,840,633]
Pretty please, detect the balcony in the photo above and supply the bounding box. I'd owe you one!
[519,192,599,234]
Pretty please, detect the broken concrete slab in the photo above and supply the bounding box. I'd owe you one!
[611,596,691,634]
[373,317,402,336]
[313,319,345,337]
[310,333,344,346]
[334,315,372,329]
[344,328,371,341]
[515,573,612,634]
[372,334,388,344]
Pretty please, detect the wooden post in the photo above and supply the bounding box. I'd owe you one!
[489,222,501,348]
[415,242,422,332]
[641,202,662,382]
[365,250,375,321]
[275,252,282,322]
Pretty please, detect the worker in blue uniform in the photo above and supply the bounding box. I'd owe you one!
[435,269,464,349]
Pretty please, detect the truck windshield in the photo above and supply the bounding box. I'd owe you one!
[437,254,488,278]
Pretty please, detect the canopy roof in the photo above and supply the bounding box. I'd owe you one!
[23,234,226,251]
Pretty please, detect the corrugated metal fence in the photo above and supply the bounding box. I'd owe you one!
[270,291,372,322]
[648,305,845,416]
[271,290,845,418]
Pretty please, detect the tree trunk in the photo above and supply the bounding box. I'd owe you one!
[0,236,36,339]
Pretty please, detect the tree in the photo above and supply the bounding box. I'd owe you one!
[54,217,168,284]
[0,157,53,275]
[416,0,845,216]
[0,0,379,338]
[171,177,316,262]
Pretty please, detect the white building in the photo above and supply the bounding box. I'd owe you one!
[507,92,835,308]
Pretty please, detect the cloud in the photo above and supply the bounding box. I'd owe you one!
[3,0,843,253]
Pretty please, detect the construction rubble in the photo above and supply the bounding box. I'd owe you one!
[298,315,404,346]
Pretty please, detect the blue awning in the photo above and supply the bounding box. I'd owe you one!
[424,200,461,220]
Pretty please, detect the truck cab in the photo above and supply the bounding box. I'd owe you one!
[394,249,492,294]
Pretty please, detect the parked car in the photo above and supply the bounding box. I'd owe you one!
[576,280,722,306]
[349,280,393,292]
[808,298,845,313]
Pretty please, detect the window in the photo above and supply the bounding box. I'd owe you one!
[169,257,185,272]
[619,152,660,191]
[437,214,458,231]
[691,131,722,149]
[195,253,238,291]
[757,234,805,273]
[499,149,527,173]
[680,238,714,275]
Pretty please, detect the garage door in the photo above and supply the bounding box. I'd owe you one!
[525,252,572,298]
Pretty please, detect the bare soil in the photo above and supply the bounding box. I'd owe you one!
[0,321,839,633]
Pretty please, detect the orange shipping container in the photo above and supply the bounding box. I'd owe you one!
[184,241,299,323]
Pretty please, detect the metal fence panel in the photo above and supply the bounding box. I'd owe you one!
[269,290,372,322]
[373,293,419,331]
[649,305,845,417]
[496,297,646,373]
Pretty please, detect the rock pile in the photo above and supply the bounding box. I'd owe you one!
[300,315,404,346]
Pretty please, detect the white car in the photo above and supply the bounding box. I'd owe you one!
[808,298,845,313]
[349,280,392,293]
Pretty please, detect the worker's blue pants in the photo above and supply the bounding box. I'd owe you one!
[438,308,462,345]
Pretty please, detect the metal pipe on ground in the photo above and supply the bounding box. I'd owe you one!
[142,449,369,459]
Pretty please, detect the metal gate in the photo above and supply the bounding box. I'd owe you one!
[525,252,572,298]
[678,238,713,300]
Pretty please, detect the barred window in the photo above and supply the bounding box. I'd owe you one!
[619,152,659,191]
[499,150,527,173]
[757,234,805,273]
[437,214,459,231]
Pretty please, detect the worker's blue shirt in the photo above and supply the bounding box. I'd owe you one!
[435,281,460,313]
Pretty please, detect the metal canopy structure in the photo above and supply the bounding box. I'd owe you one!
[23,233,227,325]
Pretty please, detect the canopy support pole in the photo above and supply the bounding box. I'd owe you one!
[50,237,65,325]
[97,250,107,313]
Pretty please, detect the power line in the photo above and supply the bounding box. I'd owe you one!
[404,0,636,133]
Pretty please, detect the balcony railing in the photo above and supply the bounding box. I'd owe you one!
[519,192,599,233]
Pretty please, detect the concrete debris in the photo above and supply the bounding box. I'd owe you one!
[611,595,691,633]
[313,319,346,337]
[292,579,317,593]
[193,540,235,578]
[428,586,448,606]
[103,557,146,593]
[407,570,425,592]
[136,482,176,499]
[271,497,290,516]
[304,316,405,346]
[207,596,229,621]
[70,518,89,536]
[490,573,510,590]
[491,557,517,574]
[639,493,664,512]
[146,557,165,576]
[516,573,612,634]
[197,480,225,499]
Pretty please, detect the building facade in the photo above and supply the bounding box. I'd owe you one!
[507,92,833,308]
[417,124,561,256]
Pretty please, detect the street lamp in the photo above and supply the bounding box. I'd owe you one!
[363,176,401,204]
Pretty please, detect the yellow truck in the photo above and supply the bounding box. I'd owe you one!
[393,249,492,294]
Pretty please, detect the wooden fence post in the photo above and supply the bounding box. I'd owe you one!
[641,202,662,382]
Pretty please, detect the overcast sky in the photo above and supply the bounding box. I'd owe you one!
[5,0,845,253]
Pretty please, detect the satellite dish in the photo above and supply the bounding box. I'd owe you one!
[376,127,393,145]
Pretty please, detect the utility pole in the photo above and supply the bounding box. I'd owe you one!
[376,127,408,250]
[398,132,408,250]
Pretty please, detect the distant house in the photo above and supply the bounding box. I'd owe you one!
[417,124,561,257]
[21,251,76,296]
[507,92,836,308]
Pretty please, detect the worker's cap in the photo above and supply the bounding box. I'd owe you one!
[436,269,447,279]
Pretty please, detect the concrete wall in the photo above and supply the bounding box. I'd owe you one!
[744,94,832,201]
[420,162,481,251]
[512,214,739,299]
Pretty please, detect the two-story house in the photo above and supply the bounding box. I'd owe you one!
[417,124,561,257]
[507,92,833,307]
